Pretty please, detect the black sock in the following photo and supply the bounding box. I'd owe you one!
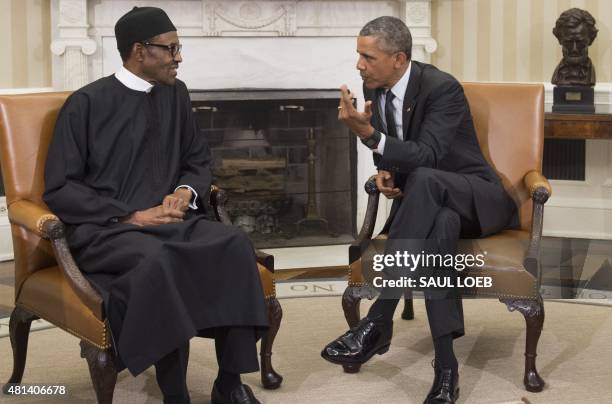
[433,333,458,371]
[367,298,399,325]
[216,369,241,395]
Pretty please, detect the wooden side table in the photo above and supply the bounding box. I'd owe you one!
[545,113,612,139]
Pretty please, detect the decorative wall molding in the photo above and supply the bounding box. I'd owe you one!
[401,0,436,55]
[203,1,297,36]
[405,2,428,24]
[51,0,97,90]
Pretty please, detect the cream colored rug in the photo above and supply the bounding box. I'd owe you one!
[1,297,611,403]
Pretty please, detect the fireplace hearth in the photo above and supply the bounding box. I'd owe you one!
[191,89,357,248]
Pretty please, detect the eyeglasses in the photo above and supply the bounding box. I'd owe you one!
[141,42,182,57]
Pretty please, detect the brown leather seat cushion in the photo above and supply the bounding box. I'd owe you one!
[16,266,109,349]
[16,263,275,351]
[257,263,275,298]
[459,230,537,298]
[350,230,537,299]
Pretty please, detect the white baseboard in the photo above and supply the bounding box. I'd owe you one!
[543,229,612,240]
[544,202,612,240]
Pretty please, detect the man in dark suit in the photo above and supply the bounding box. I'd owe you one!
[321,16,517,404]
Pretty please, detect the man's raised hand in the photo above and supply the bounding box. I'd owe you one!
[337,85,375,139]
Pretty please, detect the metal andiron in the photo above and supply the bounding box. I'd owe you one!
[296,128,335,236]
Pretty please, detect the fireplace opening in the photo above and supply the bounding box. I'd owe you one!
[190,89,357,249]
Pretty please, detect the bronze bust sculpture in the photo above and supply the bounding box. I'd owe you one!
[551,8,598,87]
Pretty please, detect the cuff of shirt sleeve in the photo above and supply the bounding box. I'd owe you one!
[175,185,199,210]
[374,133,387,155]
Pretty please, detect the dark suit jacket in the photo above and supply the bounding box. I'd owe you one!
[367,61,517,236]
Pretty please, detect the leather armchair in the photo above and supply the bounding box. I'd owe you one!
[0,92,283,402]
[343,83,549,393]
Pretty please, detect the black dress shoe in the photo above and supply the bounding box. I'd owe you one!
[321,317,392,365]
[424,365,459,404]
[211,382,261,404]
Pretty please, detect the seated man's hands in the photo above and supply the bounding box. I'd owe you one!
[376,170,403,199]
[121,205,185,226]
[121,189,192,226]
[163,188,191,213]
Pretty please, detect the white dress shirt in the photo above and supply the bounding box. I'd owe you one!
[374,61,412,155]
[114,66,199,209]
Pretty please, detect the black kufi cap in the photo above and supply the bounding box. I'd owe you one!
[115,6,177,51]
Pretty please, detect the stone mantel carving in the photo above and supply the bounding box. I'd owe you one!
[54,0,438,90]
[51,0,97,90]
[204,1,297,36]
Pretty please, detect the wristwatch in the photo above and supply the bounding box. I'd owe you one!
[360,130,382,150]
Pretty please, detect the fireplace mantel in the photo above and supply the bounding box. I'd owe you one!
[51,0,436,90]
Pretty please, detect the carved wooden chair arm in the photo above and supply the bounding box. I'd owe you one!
[350,175,381,264]
[8,199,59,239]
[209,185,274,272]
[524,170,551,203]
[357,175,381,239]
[522,170,552,286]
[8,199,104,319]
[210,185,230,225]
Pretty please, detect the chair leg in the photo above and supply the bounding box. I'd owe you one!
[341,286,364,374]
[501,298,546,392]
[80,341,118,404]
[3,306,38,393]
[401,289,414,320]
[260,297,283,389]
[342,286,362,329]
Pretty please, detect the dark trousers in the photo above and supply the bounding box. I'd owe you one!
[154,327,259,403]
[368,167,482,339]
[155,342,190,403]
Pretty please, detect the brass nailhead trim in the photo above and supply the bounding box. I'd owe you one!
[20,303,111,349]
[36,214,58,236]
[265,278,276,299]
[66,325,111,350]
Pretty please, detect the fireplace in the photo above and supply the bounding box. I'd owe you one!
[191,89,357,248]
[50,0,437,266]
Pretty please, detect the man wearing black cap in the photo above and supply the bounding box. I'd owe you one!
[44,7,265,404]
